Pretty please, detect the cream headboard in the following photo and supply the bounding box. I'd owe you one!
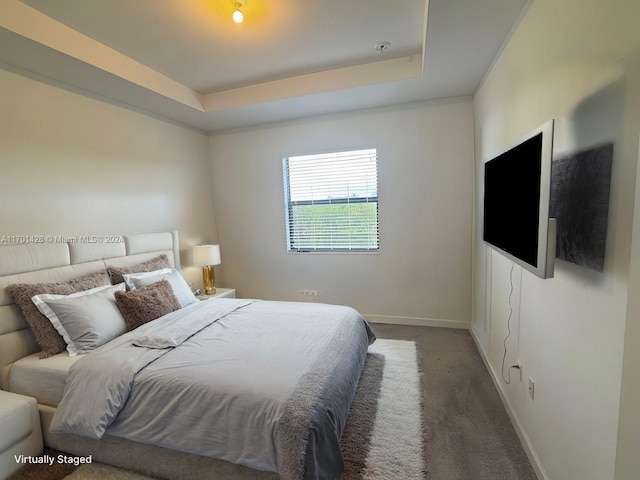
[0,231,180,390]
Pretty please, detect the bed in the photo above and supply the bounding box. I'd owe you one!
[0,231,375,480]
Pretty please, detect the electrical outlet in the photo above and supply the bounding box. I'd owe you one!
[528,377,535,400]
[300,289,320,297]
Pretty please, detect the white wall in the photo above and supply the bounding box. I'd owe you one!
[615,50,640,480]
[0,68,216,285]
[210,99,474,327]
[472,1,640,479]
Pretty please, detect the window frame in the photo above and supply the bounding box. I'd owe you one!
[282,147,380,253]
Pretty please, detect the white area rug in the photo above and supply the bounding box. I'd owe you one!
[362,339,425,479]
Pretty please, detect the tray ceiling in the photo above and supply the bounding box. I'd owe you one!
[0,0,528,132]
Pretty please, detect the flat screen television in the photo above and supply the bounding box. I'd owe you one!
[483,120,556,279]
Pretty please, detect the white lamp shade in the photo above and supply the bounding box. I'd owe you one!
[193,245,221,266]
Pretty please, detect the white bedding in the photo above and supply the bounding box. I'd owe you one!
[9,352,81,407]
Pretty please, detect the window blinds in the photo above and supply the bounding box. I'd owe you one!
[283,148,379,252]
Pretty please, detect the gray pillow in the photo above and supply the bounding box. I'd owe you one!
[32,283,127,356]
[7,270,111,358]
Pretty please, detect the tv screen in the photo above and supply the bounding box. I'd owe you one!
[483,120,556,279]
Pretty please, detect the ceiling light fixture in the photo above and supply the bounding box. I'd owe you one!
[231,0,246,24]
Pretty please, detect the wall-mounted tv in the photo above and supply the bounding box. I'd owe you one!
[483,120,556,279]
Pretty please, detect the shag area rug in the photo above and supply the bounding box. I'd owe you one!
[9,339,425,480]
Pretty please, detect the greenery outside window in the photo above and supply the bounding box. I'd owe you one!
[282,148,379,252]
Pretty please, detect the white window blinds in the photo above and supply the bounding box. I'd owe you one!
[283,148,379,252]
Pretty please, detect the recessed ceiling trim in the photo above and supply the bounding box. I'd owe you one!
[6,0,204,111]
[6,0,428,115]
[202,55,423,111]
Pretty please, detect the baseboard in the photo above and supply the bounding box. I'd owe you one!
[364,314,469,329]
[469,328,549,480]
[470,324,488,356]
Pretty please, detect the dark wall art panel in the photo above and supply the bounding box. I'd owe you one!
[549,143,613,272]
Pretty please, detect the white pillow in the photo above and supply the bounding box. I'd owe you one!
[32,283,127,356]
[123,269,197,308]
[122,268,172,290]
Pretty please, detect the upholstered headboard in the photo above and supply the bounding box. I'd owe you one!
[0,231,180,389]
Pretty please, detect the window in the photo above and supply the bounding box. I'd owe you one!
[283,148,379,252]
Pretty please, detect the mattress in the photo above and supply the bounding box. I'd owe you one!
[9,352,81,407]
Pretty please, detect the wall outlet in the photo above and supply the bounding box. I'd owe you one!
[300,289,320,297]
[528,377,535,400]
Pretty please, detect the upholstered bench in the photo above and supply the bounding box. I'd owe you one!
[0,391,43,479]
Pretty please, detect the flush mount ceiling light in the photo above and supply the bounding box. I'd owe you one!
[374,41,391,53]
[230,0,246,23]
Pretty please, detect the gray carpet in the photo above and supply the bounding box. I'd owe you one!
[372,324,537,480]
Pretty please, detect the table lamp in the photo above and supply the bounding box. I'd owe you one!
[193,245,221,295]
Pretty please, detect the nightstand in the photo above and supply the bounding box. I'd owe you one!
[198,288,236,300]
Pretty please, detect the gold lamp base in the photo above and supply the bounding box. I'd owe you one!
[202,265,216,295]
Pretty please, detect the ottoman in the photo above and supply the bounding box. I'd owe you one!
[0,391,43,479]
